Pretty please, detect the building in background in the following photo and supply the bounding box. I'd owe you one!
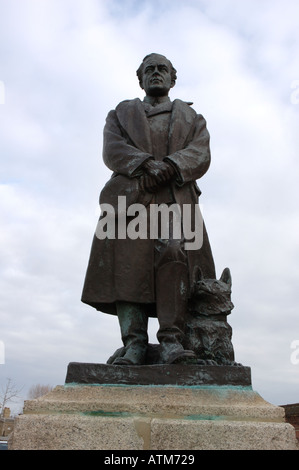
[281,403,299,442]
[0,408,14,439]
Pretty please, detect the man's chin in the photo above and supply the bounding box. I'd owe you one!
[147,86,169,97]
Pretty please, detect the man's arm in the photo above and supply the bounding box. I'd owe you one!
[103,109,176,192]
[165,114,211,185]
[103,110,152,177]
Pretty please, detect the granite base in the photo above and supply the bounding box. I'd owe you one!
[9,364,299,451]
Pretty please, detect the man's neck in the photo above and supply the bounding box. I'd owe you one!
[143,95,171,106]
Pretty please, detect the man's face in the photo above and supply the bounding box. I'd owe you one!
[141,54,174,97]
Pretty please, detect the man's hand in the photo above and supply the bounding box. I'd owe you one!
[143,175,159,193]
[142,160,175,191]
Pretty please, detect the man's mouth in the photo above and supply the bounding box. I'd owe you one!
[151,76,163,83]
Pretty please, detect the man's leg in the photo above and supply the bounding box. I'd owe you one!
[113,301,149,365]
[155,237,197,364]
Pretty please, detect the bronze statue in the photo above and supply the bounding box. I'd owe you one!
[81,53,235,366]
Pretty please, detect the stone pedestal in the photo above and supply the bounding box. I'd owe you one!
[9,364,299,450]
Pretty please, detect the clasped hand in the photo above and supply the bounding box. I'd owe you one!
[142,159,175,192]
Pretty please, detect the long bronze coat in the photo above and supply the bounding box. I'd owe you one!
[81,98,216,317]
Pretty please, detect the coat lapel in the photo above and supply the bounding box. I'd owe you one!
[168,99,197,154]
[115,98,196,155]
[116,98,153,154]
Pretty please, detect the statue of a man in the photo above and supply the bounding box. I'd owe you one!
[81,53,216,365]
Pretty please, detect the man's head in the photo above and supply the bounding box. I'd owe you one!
[136,53,177,97]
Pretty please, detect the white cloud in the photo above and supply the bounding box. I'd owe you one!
[0,0,298,411]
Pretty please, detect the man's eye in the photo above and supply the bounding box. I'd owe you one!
[145,67,154,73]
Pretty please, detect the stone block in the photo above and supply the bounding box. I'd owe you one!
[9,370,299,450]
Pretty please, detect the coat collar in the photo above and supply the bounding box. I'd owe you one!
[115,98,196,154]
[116,98,153,153]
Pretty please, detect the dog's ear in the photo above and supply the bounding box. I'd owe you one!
[220,268,232,289]
[196,266,203,282]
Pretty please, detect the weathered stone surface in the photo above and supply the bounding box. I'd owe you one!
[150,419,299,451]
[21,384,285,422]
[9,414,144,451]
[9,383,299,450]
[65,362,251,386]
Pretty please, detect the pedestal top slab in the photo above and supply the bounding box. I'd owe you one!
[65,362,251,387]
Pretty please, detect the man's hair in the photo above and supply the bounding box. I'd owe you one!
[136,53,177,88]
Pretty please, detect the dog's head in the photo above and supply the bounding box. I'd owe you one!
[192,268,234,316]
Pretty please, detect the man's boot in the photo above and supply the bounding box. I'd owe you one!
[156,261,197,364]
[113,301,149,365]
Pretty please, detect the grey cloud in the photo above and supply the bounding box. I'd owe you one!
[0,0,298,411]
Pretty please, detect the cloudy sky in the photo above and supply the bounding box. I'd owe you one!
[0,0,298,414]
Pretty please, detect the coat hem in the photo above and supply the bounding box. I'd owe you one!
[81,298,157,318]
